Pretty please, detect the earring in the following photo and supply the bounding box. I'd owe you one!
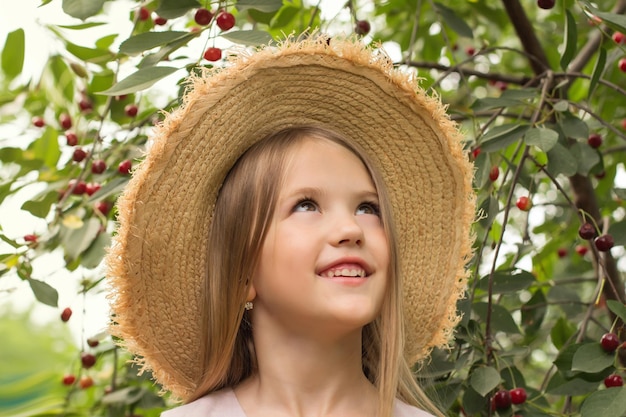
[245,301,253,311]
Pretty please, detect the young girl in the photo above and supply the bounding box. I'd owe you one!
[107,37,475,417]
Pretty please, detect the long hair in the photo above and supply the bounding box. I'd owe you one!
[188,125,444,417]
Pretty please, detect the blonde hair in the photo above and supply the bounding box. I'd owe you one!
[188,125,444,417]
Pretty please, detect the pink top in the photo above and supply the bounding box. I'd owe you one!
[162,388,435,417]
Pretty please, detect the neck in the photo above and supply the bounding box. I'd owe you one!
[234,315,378,417]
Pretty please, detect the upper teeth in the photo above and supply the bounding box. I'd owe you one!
[320,268,366,278]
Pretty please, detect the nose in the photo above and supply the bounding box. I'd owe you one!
[330,211,364,247]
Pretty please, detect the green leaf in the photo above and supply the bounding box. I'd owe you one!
[524,127,559,151]
[571,343,615,373]
[479,124,529,152]
[138,33,198,68]
[607,300,626,323]
[237,0,284,13]
[29,127,60,169]
[547,143,577,177]
[580,387,626,417]
[434,2,473,38]
[62,0,105,20]
[65,41,112,64]
[1,29,25,80]
[570,143,601,176]
[156,0,200,19]
[559,115,589,139]
[588,47,606,99]
[521,289,546,336]
[81,232,111,269]
[61,218,102,261]
[119,31,190,55]
[27,279,59,307]
[560,10,577,70]
[221,30,274,47]
[478,270,535,294]
[56,22,107,30]
[473,302,521,334]
[98,66,179,95]
[470,366,501,397]
[582,3,626,33]
[21,191,58,219]
[546,372,604,396]
[88,177,129,202]
[102,386,146,405]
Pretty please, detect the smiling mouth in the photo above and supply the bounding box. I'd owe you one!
[319,268,367,278]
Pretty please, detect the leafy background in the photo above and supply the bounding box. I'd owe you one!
[1,0,626,416]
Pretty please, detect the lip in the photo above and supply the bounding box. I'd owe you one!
[316,256,372,278]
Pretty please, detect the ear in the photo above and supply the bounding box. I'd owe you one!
[246,282,256,302]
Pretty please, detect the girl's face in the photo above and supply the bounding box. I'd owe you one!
[250,137,389,338]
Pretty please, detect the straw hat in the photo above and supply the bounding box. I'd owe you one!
[106,35,475,400]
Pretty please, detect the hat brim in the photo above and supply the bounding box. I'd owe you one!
[107,37,475,400]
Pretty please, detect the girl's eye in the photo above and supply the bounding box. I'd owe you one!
[294,199,318,212]
[356,201,381,216]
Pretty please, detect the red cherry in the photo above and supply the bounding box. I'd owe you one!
[619,58,626,73]
[72,147,87,162]
[495,81,508,91]
[62,374,76,385]
[578,222,596,240]
[204,47,222,62]
[95,201,111,216]
[65,131,78,146]
[216,11,235,31]
[489,166,499,182]
[557,248,568,258]
[575,245,588,256]
[601,332,620,353]
[59,113,72,130]
[85,182,101,196]
[594,234,614,252]
[137,7,150,21]
[60,307,72,322]
[194,8,213,25]
[81,352,96,369]
[154,16,168,25]
[509,387,527,405]
[537,0,555,9]
[32,116,45,127]
[604,374,624,388]
[69,179,87,195]
[516,196,531,211]
[78,98,93,113]
[87,337,100,348]
[621,119,626,130]
[24,234,38,243]
[91,159,106,174]
[493,389,512,410]
[79,375,94,389]
[471,147,481,159]
[587,133,602,148]
[465,46,476,56]
[595,171,606,179]
[355,20,371,36]
[124,104,138,117]
[118,160,132,175]
[613,32,625,44]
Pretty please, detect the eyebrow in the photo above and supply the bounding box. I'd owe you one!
[283,187,379,201]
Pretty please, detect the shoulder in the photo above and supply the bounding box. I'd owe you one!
[161,388,245,417]
[394,398,437,417]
